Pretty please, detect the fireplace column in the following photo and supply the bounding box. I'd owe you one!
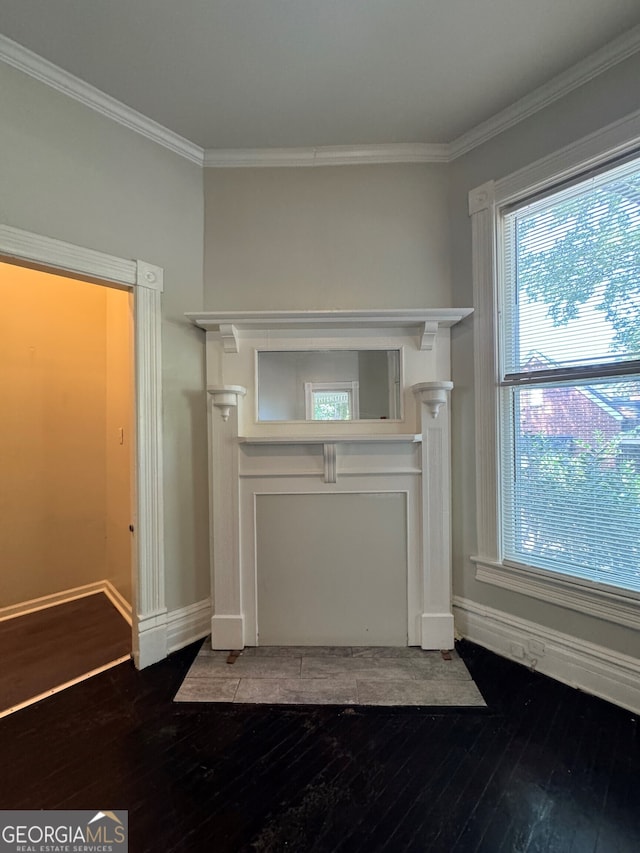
[208,385,246,649]
[413,382,454,649]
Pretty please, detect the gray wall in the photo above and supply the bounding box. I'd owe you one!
[0,62,209,611]
[4,41,639,660]
[204,164,451,309]
[449,51,640,658]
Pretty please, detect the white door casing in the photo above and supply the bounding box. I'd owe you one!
[0,223,165,668]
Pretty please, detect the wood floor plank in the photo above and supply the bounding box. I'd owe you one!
[1,639,639,853]
[0,592,130,715]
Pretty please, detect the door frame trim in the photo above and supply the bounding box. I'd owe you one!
[0,223,166,668]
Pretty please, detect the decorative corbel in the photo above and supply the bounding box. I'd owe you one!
[419,321,439,351]
[412,381,454,419]
[219,323,239,353]
[208,385,247,421]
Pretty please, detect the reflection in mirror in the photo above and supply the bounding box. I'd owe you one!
[258,350,401,421]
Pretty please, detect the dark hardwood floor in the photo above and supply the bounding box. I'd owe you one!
[0,592,130,715]
[0,639,638,852]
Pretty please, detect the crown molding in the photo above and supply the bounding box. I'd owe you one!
[449,24,640,160]
[203,142,450,168]
[0,38,447,167]
[0,34,205,166]
[0,33,449,166]
[2,22,639,169]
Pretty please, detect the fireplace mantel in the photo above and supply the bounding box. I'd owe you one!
[187,308,472,352]
[188,307,472,650]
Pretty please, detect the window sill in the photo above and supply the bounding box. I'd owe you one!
[471,556,640,631]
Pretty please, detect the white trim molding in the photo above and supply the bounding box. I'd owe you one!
[136,260,164,292]
[412,381,453,420]
[472,558,640,632]
[469,113,640,624]
[132,279,167,669]
[103,582,133,625]
[2,25,640,166]
[0,581,131,623]
[203,143,450,167]
[187,309,472,354]
[0,223,136,285]
[0,34,204,166]
[199,312,467,650]
[208,384,247,422]
[208,391,244,649]
[238,434,422,446]
[494,107,640,205]
[166,599,212,654]
[454,596,640,716]
[219,323,239,353]
[449,24,640,159]
[469,181,500,560]
[417,392,454,649]
[0,223,166,669]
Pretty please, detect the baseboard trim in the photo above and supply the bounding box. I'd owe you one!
[453,596,640,716]
[166,599,211,654]
[211,614,244,650]
[420,612,455,650]
[0,581,132,623]
[134,610,167,669]
[0,584,211,670]
[103,581,133,625]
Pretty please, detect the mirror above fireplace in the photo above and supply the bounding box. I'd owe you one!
[257,349,401,422]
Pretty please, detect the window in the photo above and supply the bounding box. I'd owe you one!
[304,381,360,421]
[469,115,640,622]
[500,157,640,593]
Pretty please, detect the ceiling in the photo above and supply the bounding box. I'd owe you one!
[1,0,640,151]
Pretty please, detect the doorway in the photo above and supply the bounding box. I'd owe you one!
[0,261,134,609]
[0,260,135,713]
[0,222,166,671]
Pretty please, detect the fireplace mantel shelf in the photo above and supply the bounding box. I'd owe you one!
[238,433,422,445]
[186,308,472,352]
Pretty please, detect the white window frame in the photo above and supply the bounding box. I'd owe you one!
[304,380,360,421]
[469,109,640,632]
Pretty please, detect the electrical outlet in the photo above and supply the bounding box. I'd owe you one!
[510,642,525,659]
[529,640,545,657]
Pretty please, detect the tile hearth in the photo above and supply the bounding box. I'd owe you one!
[174,644,486,707]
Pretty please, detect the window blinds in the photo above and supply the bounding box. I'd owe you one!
[499,156,640,593]
[501,157,640,383]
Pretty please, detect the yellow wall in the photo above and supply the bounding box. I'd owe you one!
[0,261,132,608]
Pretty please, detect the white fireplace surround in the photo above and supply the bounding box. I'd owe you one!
[187,308,472,650]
